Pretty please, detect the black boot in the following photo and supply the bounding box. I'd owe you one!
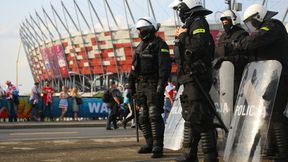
[138,144,152,154]
[203,152,218,162]
[138,137,153,154]
[176,156,198,162]
[178,122,200,162]
[151,146,163,158]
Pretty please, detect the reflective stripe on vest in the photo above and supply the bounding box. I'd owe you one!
[192,28,206,35]
[260,27,270,31]
[161,48,169,53]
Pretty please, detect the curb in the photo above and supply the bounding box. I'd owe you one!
[0,121,107,129]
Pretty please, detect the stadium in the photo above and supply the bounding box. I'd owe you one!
[19,0,231,92]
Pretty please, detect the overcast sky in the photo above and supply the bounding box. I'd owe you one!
[0,0,287,94]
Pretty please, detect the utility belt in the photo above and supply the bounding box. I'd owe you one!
[136,75,157,87]
[178,72,211,85]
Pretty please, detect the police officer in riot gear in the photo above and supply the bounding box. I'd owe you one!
[215,10,249,102]
[231,4,288,161]
[169,0,218,161]
[128,17,171,158]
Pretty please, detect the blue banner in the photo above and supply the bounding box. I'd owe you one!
[0,96,109,118]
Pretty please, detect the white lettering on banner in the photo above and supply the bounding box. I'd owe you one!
[100,104,108,113]
[234,105,266,118]
[88,103,108,113]
[215,102,229,113]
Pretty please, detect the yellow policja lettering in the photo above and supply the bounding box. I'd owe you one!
[260,27,270,31]
[193,29,206,35]
[161,49,169,53]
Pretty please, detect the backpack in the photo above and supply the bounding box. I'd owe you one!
[117,94,124,104]
[102,89,112,103]
[114,89,124,104]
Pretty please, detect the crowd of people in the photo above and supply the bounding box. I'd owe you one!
[0,79,83,122]
[0,81,20,122]
[0,76,176,124]
[0,78,176,125]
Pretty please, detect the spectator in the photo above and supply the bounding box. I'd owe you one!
[29,82,41,121]
[41,80,54,121]
[0,85,6,122]
[105,81,122,130]
[70,87,81,121]
[163,79,176,122]
[118,83,125,93]
[121,84,135,129]
[0,85,5,98]
[59,86,69,121]
[5,81,19,122]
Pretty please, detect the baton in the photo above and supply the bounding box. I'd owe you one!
[133,98,139,142]
[193,75,229,133]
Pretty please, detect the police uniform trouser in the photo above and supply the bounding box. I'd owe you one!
[180,82,218,162]
[137,82,164,150]
[267,76,288,161]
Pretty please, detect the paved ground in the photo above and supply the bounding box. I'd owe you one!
[0,120,107,129]
[0,137,180,162]
[0,120,273,162]
[0,127,182,162]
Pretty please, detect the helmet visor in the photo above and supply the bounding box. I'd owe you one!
[244,20,257,33]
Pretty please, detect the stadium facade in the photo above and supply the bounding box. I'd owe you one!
[20,0,222,92]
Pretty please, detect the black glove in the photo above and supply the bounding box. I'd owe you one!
[184,49,195,65]
[156,84,164,94]
[156,91,164,113]
[231,40,241,50]
[156,84,165,113]
[224,41,233,49]
[175,82,180,91]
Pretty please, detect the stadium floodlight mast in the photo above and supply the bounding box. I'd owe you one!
[16,41,22,88]
[225,0,242,11]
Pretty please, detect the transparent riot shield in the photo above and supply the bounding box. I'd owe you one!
[210,61,235,155]
[164,85,184,150]
[224,60,282,162]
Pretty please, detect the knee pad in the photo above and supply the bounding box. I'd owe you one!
[138,106,149,125]
[149,106,164,147]
[148,106,162,121]
[183,121,192,147]
[201,129,217,154]
[138,106,151,138]
[273,123,288,158]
